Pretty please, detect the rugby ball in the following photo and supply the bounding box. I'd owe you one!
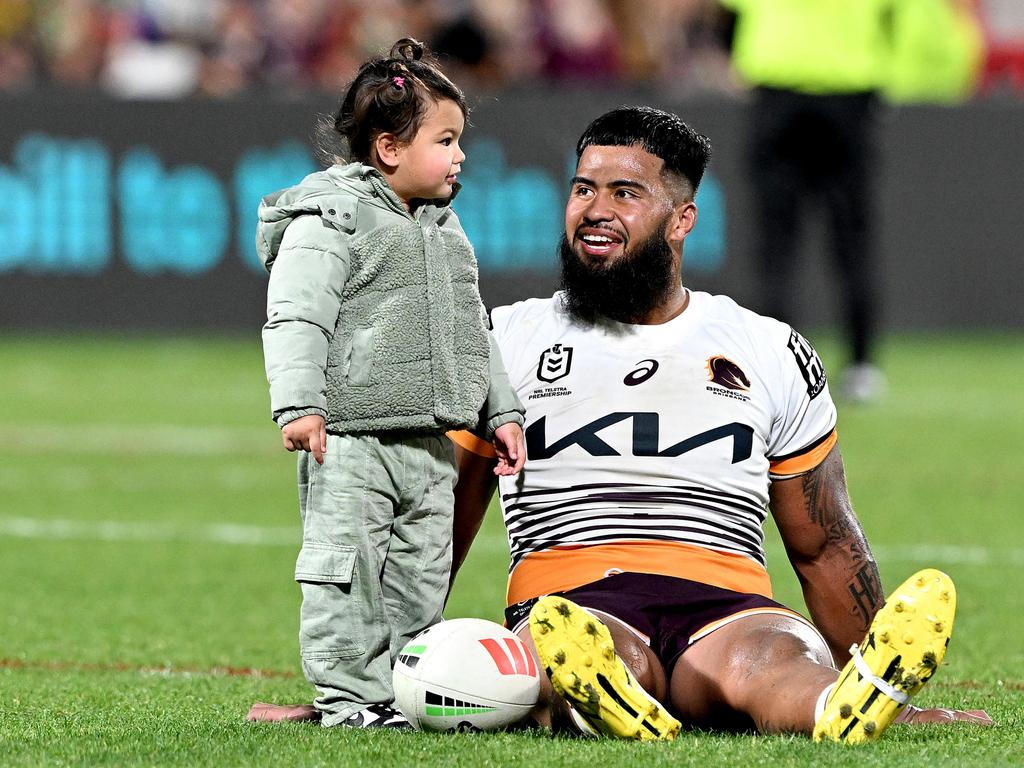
[393,618,541,732]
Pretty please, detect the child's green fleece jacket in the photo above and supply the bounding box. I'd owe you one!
[259,162,523,437]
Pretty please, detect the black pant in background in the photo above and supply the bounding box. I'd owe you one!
[749,87,879,365]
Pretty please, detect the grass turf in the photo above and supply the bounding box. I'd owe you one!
[0,332,1022,766]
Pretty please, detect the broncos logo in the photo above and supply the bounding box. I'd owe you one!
[706,356,751,391]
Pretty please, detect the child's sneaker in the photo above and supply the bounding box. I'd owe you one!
[813,568,956,744]
[529,596,680,741]
[341,703,412,730]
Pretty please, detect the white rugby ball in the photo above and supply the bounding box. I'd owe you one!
[393,618,541,732]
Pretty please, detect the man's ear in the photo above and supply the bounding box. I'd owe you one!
[667,200,698,244]
[374,133,402,170]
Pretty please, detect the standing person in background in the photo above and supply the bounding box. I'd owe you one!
[719,0,891,402]
[250,38,525,729]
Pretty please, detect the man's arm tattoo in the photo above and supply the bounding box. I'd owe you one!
[801,458,884,625]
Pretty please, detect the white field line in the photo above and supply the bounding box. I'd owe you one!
[0,514,516,557]
[872,543,1024,566]
[0,515,1020,566]
[0,516,298,546]
[767,542,1024,567]
[0,423,280,456]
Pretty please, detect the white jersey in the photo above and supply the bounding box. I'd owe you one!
[486,290,837,604]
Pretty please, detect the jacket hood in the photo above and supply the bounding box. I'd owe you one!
[256,162,458,272]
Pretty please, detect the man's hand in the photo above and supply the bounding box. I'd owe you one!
[492,422,526,476]
[281,414,327,465]
[895,703,994,726]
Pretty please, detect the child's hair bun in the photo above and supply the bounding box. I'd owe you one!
[389,38,424,63]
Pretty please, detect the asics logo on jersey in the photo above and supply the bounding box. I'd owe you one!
[706,356,750,391]
[526,413,754,462]
[624,359,659,386]
[537,344,573,383]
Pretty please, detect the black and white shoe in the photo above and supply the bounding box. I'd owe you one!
[341,703,412,730]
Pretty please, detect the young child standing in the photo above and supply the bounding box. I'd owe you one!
[256,38,525,729]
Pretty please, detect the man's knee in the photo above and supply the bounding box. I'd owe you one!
[670,614,834,730]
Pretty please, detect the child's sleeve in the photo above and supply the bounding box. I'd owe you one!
[262,215,351,425]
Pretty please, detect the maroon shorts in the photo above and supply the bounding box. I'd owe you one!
[505,571,805,673]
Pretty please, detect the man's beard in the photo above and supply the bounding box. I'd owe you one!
[559,226,677,324]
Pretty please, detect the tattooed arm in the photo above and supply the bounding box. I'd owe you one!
[770,441,995,725]
[769,442,883,666]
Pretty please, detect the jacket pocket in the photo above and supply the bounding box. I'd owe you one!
[346,327,375,387]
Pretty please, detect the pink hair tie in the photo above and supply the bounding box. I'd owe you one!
[392,76,405,88]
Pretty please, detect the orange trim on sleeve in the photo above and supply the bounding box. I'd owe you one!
[769,429,837,477]
[447,430,496,458]
[506,540,772,606]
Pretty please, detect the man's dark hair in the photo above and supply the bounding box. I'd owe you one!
[576,106,712,198]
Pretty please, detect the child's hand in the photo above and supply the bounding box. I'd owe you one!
[492,422,525,476]
[281,414,327,465]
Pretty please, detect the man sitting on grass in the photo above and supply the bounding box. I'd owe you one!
[449,106,992,742]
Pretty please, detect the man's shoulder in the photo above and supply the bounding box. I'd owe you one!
[696,291,832,408]
[491,293,564,332]
[694,291,789,338]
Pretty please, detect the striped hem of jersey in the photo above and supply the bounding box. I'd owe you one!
[506,540,772,605]
[768,428,837,477]
[510,526,764,569]
[447,429,496,458]
[504,482,766,519]
[504,483,769,568]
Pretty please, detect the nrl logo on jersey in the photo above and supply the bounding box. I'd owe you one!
[536,344,573,383]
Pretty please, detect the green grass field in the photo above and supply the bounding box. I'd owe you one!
[1,332,1022,766]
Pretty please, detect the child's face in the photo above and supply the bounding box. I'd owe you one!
[388,98,466,206]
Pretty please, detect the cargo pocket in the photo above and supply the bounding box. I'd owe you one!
[294,542,364,660]
[346,327,374,387]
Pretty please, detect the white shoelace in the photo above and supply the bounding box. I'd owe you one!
[848,643,909,705]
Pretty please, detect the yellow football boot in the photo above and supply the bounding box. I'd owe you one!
[529,596,681,741]
[814,568,956,744]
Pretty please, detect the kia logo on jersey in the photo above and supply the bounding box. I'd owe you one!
[537,344,573,383]
[526,413,754,462]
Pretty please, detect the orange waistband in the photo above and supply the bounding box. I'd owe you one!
[506,540,772,606]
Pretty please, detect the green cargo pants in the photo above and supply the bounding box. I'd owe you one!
[294,431,456,726]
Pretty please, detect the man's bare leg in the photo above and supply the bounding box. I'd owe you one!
[670,569,972,742]
[670,613,836,734]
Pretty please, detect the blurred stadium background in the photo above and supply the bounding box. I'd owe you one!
[1,1,1022,765]
[1,0,1023,332]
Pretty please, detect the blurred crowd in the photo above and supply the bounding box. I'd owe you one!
[1,0,1023,99]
